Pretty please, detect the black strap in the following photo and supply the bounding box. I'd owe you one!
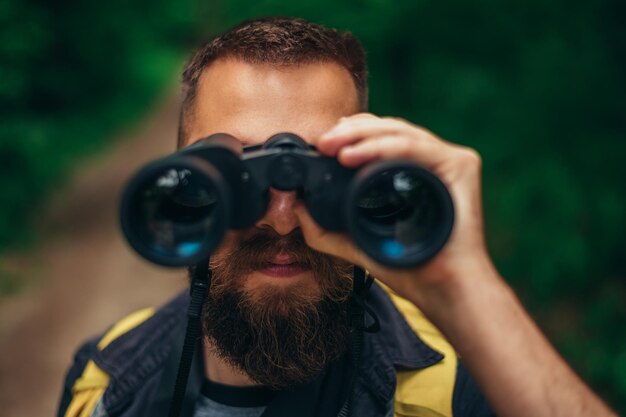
[337,266,377,417]
[166,262,377,417]
[168,260,211,417]
[349,268,380,333]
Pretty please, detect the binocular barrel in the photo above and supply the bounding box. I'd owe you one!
[120,133,454,268]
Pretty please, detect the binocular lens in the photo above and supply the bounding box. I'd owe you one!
[349,164,453,267]
[120,134,454,268]
[121,160,229,266]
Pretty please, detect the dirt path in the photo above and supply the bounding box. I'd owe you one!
[0,95,187,416]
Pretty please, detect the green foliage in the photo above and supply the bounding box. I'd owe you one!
[0,0,200,251]
[210,0,626,411]
[1,0,624,413]
[0,269,20,295]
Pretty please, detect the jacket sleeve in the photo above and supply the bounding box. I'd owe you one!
[452,361,497,417]
[56,337,99,417]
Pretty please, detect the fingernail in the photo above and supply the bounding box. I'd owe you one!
[323,125,347,138]
[340,146,358,157]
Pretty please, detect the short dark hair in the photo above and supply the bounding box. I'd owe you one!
[178,17,368,147]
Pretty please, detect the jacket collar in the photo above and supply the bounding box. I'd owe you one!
[93,293,189,414]
[93,282,443,415]
[353,283,444,411]
[367,282,444,369]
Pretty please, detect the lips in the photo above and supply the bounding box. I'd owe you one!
[258,254,309,278]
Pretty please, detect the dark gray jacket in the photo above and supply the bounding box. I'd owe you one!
[57,284,494,417]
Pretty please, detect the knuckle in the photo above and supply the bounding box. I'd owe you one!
[384,116,413,130]
[399,138,415,156]
[417,126,438,140]
[457,147,482,169]
[350,112,377,121]
[379,136,412,157]
[386,116,408,124]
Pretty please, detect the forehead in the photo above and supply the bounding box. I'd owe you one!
[185,59,359,146]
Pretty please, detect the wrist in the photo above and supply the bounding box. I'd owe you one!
[406,254,503,320]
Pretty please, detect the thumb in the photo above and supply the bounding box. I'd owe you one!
[292,201,364,265]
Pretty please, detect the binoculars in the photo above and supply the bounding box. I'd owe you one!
[120,133,454,268]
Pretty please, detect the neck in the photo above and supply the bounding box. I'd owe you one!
[202,337,258,387]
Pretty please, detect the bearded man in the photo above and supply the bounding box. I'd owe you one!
[57,17,617,417]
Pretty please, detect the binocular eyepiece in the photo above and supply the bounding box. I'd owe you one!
[120,133,454,268]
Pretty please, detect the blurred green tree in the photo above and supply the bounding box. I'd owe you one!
[0,0,199,251]
[0,0,624,413]
[209,0,625,411]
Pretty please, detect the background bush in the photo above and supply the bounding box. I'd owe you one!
[0,0,198,251]
[1,0,624,413]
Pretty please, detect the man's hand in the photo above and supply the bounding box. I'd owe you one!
[294,113,617,417]
[293,113,497,307]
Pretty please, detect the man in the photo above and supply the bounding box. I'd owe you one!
[58,17,617,417]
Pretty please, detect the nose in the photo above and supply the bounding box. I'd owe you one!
[255,188,300,236]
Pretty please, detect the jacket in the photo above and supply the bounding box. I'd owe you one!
[57,283,494,417]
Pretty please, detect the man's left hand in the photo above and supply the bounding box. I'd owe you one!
[293,113,496,308]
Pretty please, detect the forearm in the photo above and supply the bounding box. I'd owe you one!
[310,115,617,417]
[411,262,617,417]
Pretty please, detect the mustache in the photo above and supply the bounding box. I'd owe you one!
[213,228,323,271]
[201,228,353,389]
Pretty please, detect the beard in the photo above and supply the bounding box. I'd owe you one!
[198,228,354,389]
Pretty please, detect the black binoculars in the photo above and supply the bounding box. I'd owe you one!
[120,133,454,268]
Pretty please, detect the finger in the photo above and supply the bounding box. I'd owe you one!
[337,134,450,170]
[319,116,438,155]
[318,117,405,155]
[318,117,413,155]
[340,112,378,122]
